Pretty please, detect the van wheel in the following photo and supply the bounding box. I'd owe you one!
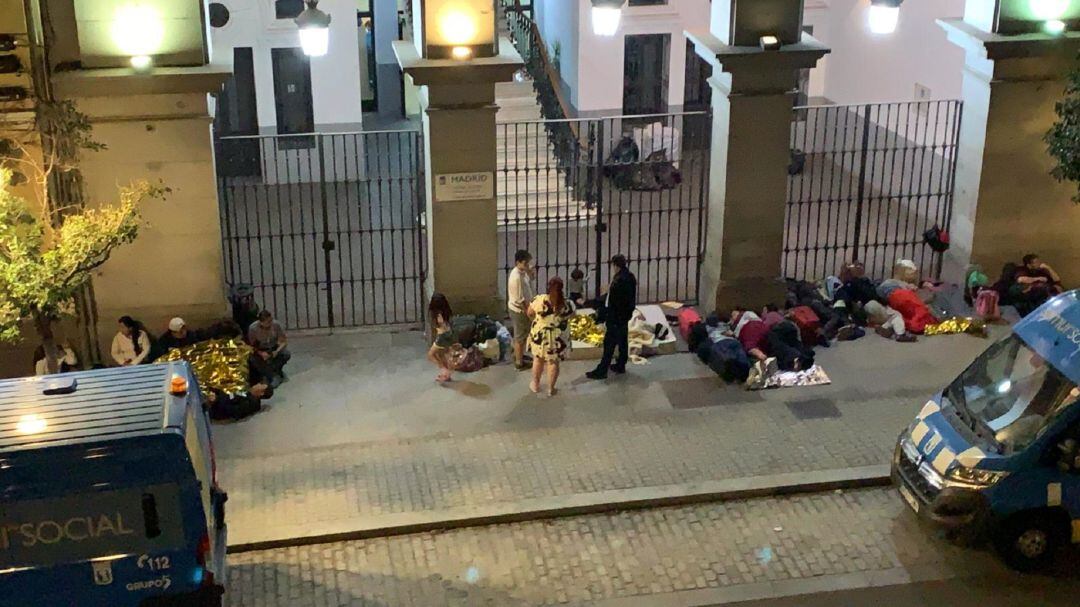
[994,513,1063,572]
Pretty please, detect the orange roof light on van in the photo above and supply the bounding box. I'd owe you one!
[169,375,188,396]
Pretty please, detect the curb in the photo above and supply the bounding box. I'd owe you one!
[228,465,892,553]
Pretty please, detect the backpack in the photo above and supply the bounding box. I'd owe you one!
[677,307,704,341]
[975,288,1001,321]
[449,345,486,372]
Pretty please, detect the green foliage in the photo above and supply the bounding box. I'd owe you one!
[0,169,166,343]
[1046,59,1080,203]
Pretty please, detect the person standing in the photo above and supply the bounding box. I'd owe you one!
[527,277,576,396]
[111,316,152,366]
[587,255,637,380]
[507,249,535,370]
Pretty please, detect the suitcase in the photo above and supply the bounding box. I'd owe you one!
[677,307,704,341]
[789,306,821,347]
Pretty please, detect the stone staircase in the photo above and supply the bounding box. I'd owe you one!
[495,78,591,228]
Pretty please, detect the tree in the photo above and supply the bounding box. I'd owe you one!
[0,168,165,369]
[1046,57,1080,203]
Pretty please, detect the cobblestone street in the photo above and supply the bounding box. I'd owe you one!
[226,487,1037,606]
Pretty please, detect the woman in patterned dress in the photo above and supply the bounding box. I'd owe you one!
[526,276,576,395]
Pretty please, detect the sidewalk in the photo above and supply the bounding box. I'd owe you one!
[216,325,1003,548]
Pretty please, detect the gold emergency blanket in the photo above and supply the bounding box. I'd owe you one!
[162,338,253,395]
[569,314,606,346]
[924,317,988,337]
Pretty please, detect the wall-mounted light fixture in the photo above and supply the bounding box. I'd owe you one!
[296,0,332,57]
[110,4,165,68]
[868,0,903,35]
[759,35,781,50]
[591,0,626,37]
[415,0,498,60]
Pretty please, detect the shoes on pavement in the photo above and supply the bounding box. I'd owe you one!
[895,333,918,343]
[875,325,895,339]
[609,365,626,375]
[585,369,608,380]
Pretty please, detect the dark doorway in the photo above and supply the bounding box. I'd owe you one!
[214,47,260,177]
[682,38,711,112]
[623,33,670,115]
[271,47,315,148]
[358,10,378,112]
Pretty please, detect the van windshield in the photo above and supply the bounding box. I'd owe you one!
[944,335,1079,454]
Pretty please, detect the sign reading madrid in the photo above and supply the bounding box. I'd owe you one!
[435,172,494,202]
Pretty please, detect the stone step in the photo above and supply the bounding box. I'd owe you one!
[495,80,536,98]
[496,106,544,122]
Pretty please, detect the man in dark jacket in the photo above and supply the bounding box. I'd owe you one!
[587,254,637,379]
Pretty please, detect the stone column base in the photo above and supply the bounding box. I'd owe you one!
[712,277,789,316]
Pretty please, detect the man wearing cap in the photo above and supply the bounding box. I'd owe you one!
[152,317,201,361]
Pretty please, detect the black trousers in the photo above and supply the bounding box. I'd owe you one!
[596,321,629,372]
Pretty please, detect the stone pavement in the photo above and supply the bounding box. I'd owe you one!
[215,326,1005,547]
[226,487,1074,606]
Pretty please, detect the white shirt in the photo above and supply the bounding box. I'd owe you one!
[35,347,77,376]
[111,331,151,366]
[507,267,534,314]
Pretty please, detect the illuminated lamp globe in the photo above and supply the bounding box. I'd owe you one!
[296,0,332,57]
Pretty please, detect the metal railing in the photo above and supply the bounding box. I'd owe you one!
[215,129,427,330]
[498,111,711,305]
[783,100,963,282]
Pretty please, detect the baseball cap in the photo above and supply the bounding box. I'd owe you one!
[168,317,185,332]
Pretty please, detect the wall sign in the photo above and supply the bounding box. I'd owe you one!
[435,172,494,202]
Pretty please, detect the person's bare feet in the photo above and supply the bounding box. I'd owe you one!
[529,380,540,393]
[548,387,557,397]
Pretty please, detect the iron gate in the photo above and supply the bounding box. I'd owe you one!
[783,100,962,282]
[215,130,426,330]
[497,111,711,304]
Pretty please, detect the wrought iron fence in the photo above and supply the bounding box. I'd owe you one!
[783,100,963,282]
[498,111,711,305]
[215,130,426,330]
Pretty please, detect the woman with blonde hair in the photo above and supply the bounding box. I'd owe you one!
[527,276,576,395]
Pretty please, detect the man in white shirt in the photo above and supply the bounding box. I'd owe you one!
[507,249,535,370]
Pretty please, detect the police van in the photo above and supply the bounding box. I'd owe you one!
[0,362,227,606]
[893,290,1080,570]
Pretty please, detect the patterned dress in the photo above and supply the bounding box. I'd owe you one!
[528,295,576,362]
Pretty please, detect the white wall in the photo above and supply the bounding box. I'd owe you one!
[802,0,831,102]
[210,0,365,131]
[816,0,966,105]
[533,0,580,105]
[535,0,711,115]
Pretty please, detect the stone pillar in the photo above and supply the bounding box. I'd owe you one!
[688,1,828,313]
[51,69,231,340]
[940,17,1080,285]
[394,40,522,316]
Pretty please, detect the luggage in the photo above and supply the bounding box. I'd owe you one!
[707,338,751,383]
[888,289,936,334]
[789,306,821,347]
[449,345,486,372]
[677,307,704,341]
[478,338,500,362]
[975,288,1001,321]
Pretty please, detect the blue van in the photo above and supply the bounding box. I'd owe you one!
[893,290,1080,570]
[0,362,227,606]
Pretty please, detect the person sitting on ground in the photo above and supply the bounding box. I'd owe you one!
[1014,254,1064,310]
[995,261,1049,318]
[568,268,586,307]
[154,317,201,360]
[247,310,291,387]
[427,293,457,383]
[111,315,152,366]
[33,340,78,376]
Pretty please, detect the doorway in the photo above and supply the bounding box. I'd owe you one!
[271,47,315,148]
[358,5,378,113]
[623,33,670,115]
[213,47,260,177]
